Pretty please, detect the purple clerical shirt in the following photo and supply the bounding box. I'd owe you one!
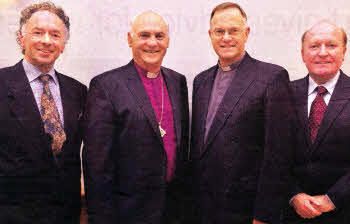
[134,62,177,182]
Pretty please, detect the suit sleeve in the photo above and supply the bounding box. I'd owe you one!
[254,69,296,223]
[327,169,350,208]
[82,77,117,224]
[180,75,190,164]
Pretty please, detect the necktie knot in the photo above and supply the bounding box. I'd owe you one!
[317,86,327,95]
[40,74,50,84]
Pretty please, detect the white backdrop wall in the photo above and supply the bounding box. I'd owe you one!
[1,0,350,107]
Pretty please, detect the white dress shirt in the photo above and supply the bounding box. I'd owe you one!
[307,71,340,116]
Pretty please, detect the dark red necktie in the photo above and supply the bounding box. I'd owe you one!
[309,86,327,144]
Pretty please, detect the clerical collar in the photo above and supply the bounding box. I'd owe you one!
[134,61,161,79]
[218,52,246,72]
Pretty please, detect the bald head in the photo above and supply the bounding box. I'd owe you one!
[130,11,169,36]
[301,20,347,84]
[302,20,347,48]
[127,11,170,73]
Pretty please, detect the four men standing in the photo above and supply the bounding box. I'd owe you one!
[0,1,349,224]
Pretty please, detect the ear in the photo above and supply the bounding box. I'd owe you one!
[244,26,250,42]
[165,36,170,48]
[342,46,347,61]
[301,47,306,63]
[61,44,65,53]
[17,30,25,49]
[127,32,132,47]
[245,26,250,37]
[208,29,212,38]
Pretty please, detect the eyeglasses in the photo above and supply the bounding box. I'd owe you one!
[211,28,242,38]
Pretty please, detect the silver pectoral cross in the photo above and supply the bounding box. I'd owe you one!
[159,124,166,138]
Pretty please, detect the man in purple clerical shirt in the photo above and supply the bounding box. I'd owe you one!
[190,2,295,224]
[83,11,189,224]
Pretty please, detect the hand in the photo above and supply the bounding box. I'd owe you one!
[252,218,268,224]
[291,193,322,219]
[311,195,335,213]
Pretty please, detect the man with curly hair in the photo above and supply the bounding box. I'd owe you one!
[0,2,87,223]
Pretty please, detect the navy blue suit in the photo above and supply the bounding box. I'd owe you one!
[282,71,350,223]
[0,61,87,224]
[190,53,295,223]
[82,61,189,224]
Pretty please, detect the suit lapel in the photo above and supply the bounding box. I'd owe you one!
[162,68,181,147]
[125,61,164,144]
[56,72,81,148]
[293,77,312,148]
[202,55,256,156]
[193,66,217,154]
[6,61,50,148]
[312,71,350,151]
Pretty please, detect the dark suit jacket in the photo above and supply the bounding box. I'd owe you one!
[0,60,87,224]
[282,71,350,223]
[190,53,295,223]
[82,60,189,224]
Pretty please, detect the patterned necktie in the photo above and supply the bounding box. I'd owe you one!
[309,86,327,144]
[40,74,66,156]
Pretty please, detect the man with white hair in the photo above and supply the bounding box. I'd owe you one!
[83,11,189,224]
[0,1,87,224]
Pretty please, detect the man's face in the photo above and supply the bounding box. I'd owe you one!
[128,12,169,72]
[19,10,66,73]
[209,7,250,66]
[302,22,346,84]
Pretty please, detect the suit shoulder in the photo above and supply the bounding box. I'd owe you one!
[161,66,186,80]
[291,77,306,88]
[194,65,217,83]
[253,59,287,76]
[247,59,289,86]
[0,64,18,79]
[57,72,87,90]
[90,63,132,85]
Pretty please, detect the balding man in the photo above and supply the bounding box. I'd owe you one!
[282,21,350,224]
[255,21,350,224]
[83,11,189,224]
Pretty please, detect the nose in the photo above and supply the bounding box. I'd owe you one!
[318,44,328,56]
[41,32,52,44]
[146,35,157,47]
[222,31,232,42]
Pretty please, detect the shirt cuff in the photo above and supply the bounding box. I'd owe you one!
[325,194,336,208]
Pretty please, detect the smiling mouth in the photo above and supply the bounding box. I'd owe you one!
[39,49,53,54]
[220,45,235,48]
[144,50,159,54]
[315,62,331,64]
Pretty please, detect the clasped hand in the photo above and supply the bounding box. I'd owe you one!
[291,193,335,219]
